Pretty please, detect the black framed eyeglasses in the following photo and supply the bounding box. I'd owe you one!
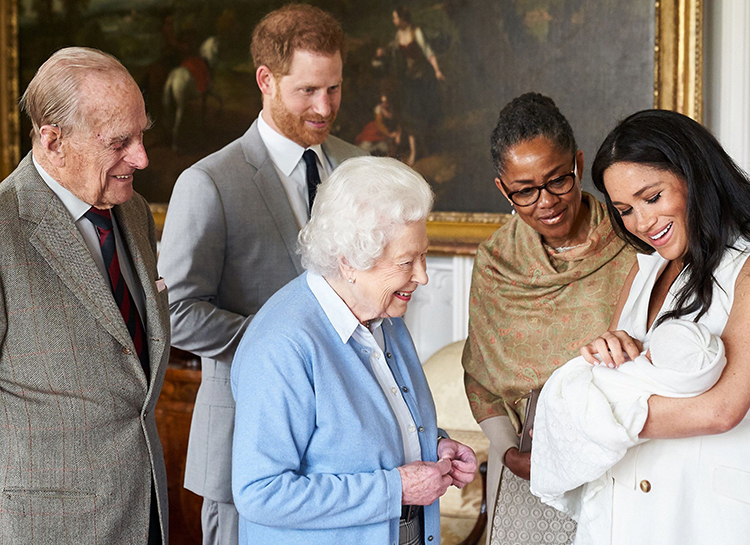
[502,163,578,207]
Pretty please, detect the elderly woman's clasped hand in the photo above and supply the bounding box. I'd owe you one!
[399,438,477,505]
[398,458,452,505]
[438,437,479,488]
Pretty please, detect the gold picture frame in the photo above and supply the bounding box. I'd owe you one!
[0,0,702,255]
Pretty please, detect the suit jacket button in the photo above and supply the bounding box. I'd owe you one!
[640,480,651,493]
[122,347,132,355]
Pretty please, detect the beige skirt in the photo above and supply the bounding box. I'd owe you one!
[490,467,576,545]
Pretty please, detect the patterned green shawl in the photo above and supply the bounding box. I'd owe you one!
[462,193,636,430]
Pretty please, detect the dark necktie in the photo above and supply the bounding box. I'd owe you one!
[84,207,150,378]
[302,149,321,216]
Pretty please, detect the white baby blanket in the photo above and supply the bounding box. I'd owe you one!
[529,320,725,545]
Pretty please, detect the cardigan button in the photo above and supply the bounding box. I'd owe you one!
[402,386,409,393]
[640,480,651,493]
[427,536,434,542]
[386,352,392,358]
[418,426,425,433]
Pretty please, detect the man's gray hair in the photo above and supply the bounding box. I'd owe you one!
[298,157,434,278]
[20,47,132,142]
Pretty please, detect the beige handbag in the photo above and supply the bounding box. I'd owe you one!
[489,467,576,545]
[490,389,576,545]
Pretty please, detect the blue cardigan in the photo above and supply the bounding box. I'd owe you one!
[231,273,441,545]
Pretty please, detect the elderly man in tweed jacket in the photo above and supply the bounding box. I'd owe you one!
[0,47,170,544]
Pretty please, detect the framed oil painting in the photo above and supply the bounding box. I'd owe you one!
[1,0,701,252]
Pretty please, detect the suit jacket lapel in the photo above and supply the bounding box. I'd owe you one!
[241,122,305,274]
[113,201,169,391]
[322,136,352,170]
[16,158,133,350]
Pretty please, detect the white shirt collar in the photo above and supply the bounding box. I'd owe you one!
[307,272,383,344]
[32,154,92,221]
[257,111,325,176]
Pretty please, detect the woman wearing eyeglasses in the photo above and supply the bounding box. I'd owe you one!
[461,93,636,545]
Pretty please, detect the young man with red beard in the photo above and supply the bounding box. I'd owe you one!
[158,5,365,545]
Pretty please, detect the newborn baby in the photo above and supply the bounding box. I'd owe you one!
[646,319,719,372]
[529,319,725,545]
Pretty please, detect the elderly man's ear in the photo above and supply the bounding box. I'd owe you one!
[38,124,66,167]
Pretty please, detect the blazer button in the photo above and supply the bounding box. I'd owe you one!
[640,480,651,493]
[122,347,132,355]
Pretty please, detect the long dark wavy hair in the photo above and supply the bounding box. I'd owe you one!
[592,109,750,325]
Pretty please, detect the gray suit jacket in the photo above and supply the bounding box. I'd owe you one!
[0,154,171,544]
[158,121,365,502]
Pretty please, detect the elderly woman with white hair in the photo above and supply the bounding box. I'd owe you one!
[230,157,477,545]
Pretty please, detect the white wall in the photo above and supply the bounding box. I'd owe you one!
[705,0,750,171]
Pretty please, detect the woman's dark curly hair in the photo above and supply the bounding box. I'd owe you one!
[490,92,577,176]
[592,109,750,326]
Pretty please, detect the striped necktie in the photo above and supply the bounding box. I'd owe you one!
[302,149,321,217]
[84,207,150,378]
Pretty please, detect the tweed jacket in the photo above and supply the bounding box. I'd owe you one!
[0,154,171,544]
[158,121,366,502]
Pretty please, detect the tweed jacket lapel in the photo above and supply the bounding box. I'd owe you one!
[113,202,169,391]
[16,156,133,351]
[241,122,305,274]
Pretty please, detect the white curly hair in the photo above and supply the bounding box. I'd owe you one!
[298,156,434,278]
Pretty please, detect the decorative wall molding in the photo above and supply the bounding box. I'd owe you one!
[404,255,474,362]
[706,0,750,172]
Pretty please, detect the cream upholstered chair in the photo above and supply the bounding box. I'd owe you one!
[423,340,489,545]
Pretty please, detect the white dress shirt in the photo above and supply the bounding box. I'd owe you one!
[307,272,423,463]
[32,155,146,323]
[257,112,332,229]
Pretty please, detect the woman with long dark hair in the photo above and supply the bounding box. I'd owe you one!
[579,108,750,544]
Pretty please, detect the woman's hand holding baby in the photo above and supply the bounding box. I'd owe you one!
[580,330,643,368]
